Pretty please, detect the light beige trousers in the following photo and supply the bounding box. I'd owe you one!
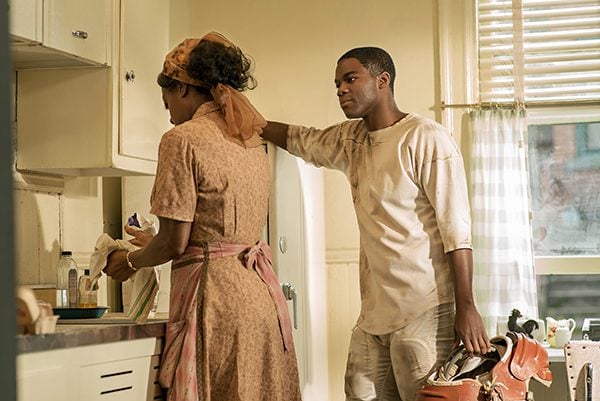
[344,303,455,401]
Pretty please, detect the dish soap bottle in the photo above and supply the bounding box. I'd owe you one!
[78,269,98,308]
[56,251,78,308]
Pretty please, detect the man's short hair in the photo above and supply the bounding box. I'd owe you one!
[338,47,396,92]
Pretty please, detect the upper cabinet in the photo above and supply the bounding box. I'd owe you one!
[9,0,42,43]
[15,0,171,176]
[119,0,170,162]
[10,0,111,69]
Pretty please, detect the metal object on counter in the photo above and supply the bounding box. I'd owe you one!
[583,318,600,341]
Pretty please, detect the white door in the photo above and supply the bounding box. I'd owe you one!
[120,0,170,161]
[270,149,308,381]
[269,148,329,400]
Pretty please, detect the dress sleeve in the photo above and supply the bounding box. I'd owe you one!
[416,125,473,253]
[150,132,196,222]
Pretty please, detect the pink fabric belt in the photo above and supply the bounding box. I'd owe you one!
[177,240,293,350]
[159,240,293,401]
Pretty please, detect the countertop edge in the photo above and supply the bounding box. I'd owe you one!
[17,321,167,354]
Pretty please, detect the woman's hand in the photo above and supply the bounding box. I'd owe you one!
[125,224,155,247]
[103,250,136,282]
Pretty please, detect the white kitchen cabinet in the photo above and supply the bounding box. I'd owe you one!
[118,0,171,162]
[9,0,42,44]
[15,0,170,176]
[17,337,163,401]
[10,0,111,69]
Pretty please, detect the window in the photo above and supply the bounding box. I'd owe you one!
[475,0,600,261]
[528,121,600,257]
[478,0,600,104]
[477,0,600,337]
[527,115,600,338]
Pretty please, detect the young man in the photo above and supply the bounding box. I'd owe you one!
[261,47,490,400]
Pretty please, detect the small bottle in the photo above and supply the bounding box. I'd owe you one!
[56,251,78,308]
[78,269,98,308]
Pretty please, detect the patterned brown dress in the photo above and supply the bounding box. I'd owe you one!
[150,101,302,401]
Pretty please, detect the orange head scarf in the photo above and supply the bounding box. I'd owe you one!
[161,32,266,148]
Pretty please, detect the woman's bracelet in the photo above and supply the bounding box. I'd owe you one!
[126,251,139,271]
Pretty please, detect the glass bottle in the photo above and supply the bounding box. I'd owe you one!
[78,269,98,308]
[56,251,78,307]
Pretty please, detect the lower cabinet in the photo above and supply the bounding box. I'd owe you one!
[17,337,163,401]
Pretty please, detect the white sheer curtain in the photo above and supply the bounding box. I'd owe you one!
[468,109,538,336]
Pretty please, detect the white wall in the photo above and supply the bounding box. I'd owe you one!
[174,1,440,398]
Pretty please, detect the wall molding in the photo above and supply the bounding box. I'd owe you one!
[326,248,359,264]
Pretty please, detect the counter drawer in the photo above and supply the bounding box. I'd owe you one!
[80,356,152,400]
[17,337,163,401]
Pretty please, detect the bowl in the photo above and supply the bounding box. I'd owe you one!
[53,306,109,319]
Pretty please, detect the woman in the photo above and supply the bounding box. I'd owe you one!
[104,32,302,401]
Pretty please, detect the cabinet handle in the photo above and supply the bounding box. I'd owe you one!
[125,70,136,82]
[72,30,89,40]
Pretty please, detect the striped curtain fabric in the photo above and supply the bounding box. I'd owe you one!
[469,108,538,335]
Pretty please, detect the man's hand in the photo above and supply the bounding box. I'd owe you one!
[454,304,490,354]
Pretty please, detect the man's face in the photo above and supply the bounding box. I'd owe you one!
[334,57,380,119]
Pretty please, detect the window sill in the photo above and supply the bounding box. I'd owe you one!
[535,256,600,275]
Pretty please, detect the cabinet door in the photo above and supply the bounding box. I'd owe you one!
[17,364,69,401]
[17,351,70,401]
[44,0,110,65]
[9,0,42,43]
[120,0,171,162]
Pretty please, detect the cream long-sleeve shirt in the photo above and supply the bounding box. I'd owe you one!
[287,113,472,335]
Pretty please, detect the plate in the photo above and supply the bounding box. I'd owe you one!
[53,306,109,319]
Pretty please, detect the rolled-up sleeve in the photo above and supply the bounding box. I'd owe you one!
[417,129,472,253]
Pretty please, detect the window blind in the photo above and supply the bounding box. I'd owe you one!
[478,0,600,103]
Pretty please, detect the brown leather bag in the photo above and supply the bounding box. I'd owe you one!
[415,332,552,401]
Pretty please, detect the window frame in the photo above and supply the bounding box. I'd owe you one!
[438,0,600,276]
[526,106,600,275]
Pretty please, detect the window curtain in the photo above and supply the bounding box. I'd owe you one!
[468,108,538,336]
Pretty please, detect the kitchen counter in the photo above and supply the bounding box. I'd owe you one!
[17,312,167,354]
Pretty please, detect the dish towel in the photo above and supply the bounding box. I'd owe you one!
[89,215,159,323]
